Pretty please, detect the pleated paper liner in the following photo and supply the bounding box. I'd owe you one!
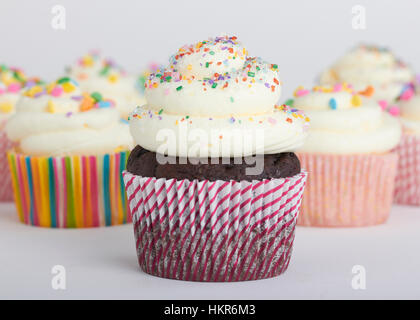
[7,150,131,228]
[394,133,420,206]
[297,152,398,227]
[0,124,15,202]
[123,170,307,282]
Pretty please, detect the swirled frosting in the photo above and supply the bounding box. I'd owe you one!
[290,84,401,154]
[6,77,133,156]
[320,45,413,103]
[129,35,309,158]
[66,52,146,119]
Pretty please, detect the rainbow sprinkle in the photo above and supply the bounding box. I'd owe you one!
[0,64,26,95]
[292,84,375,109]
[144,36,281,97]
[23,77,116,112]
[69,51,127,84]
[397,83,415,101]
[131,104,309,130]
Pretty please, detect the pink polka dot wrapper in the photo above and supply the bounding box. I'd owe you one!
[0,123,16,202]
[297,153,398,227]
[123,170,307,282]
[394,133,420,206]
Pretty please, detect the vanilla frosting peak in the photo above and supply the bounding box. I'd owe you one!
[145,36,282,118]
[130,35,309,157]
[67,52,146,119]
[169,36,248,79]
[320,44,413,103]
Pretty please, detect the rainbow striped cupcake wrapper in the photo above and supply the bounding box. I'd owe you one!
[7,151,131,228]
[0,129,15,202]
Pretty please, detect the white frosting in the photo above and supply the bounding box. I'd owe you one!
[77,75,146,120]
[320,45,413,102]
[130,36,309,157]
[67,53,145,119]
[130,104,308,158]
[399,95,420,135]
[6,79,134,156]
[294,88,401,154]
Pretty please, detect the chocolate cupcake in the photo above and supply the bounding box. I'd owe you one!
[127,146,301,181]
[123,35,309,281]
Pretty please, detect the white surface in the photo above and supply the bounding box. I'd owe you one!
[1,202,419,300]
[1,0,420,99]
[1,0,420,299]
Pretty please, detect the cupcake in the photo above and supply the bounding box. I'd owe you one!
[290,84,401,227]
[6,77,133,228]
[67,51,146,119]
[320,45,413,113]
[0,65,28,202]
[123,35,309,281]
[394,86,420,206]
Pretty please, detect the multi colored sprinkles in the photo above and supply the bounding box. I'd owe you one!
[0,64,45,113]
[0,64,24,90]
[293,83,375,109]
[397,83,415,101]
[143,35,282,97]
[22,77,116,113]
[69,51,127,84]
[129,104,310,131]
[137,62,162,94]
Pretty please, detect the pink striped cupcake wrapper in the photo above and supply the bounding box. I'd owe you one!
[394,133,420,206]
[7,151,131,228]
[123,170,307,282]
[0,127,15,202]
[297,153,398,228]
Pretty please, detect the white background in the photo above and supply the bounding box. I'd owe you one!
[1,202,420,300]
[1,0,420,300]
[1,0,420,99]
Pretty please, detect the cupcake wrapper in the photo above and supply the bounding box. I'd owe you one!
[7,151,131,228]
[123,171,307,282]
[297,153,398,227]
[0,129,16,202]
[394,134,420,206]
